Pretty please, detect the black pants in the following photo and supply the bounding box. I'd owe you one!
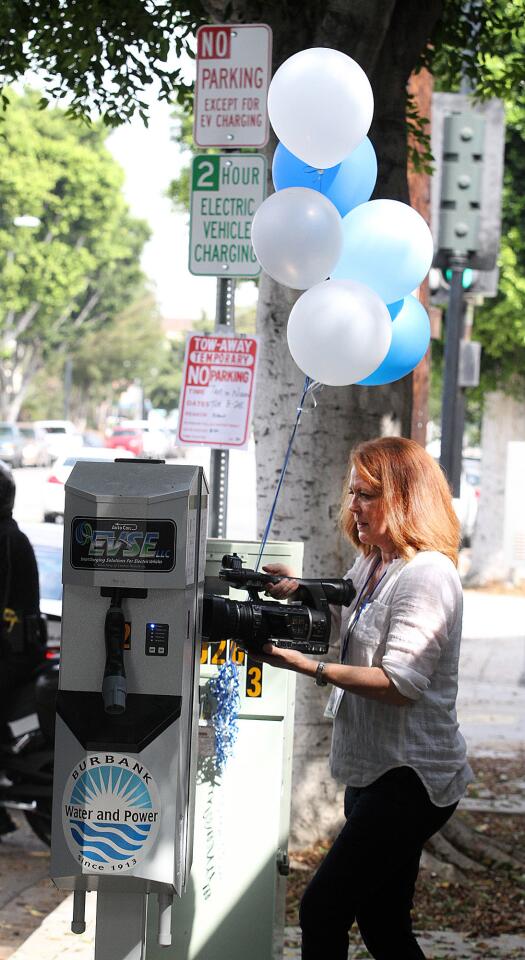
[299,767,458,960]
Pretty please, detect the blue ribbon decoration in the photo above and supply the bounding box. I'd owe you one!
[208,660,241,772]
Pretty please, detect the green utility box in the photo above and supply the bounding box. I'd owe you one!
[145,539,303,960]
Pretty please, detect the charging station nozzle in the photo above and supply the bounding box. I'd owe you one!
[102,591,127,715]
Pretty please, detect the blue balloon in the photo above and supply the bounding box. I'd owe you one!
[272,138,377,217]
[387,299,404,321]
[331,198,434,303]
[357,295,431,386]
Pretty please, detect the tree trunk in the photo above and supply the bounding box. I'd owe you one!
[200,0,444,841]
[466,391,525,585]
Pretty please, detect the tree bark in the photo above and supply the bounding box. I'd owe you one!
[466,391,525,585]
[408,68,433,446]
[200,0,445,841]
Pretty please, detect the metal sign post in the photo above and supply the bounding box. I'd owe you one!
[191,23,271,538]
[440,257,467,497]
[187,151,265,537]
[210,278,234,538]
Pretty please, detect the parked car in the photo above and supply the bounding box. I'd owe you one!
[0,422,26,468]
[105,421,173,459]
[105,425,144,456]
[43,448,134,523]
[21,521,63,654]
[34,420,84,461]
[81,430,106,448]
[17,422,53,467]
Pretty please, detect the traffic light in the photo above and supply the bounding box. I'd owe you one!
[429,265,499,305]
[431,93,505,272]
[438,110,484,260]
[445,266,474,289]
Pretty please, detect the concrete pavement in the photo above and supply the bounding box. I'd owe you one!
[3,586,525,960]
[459,589,525,757]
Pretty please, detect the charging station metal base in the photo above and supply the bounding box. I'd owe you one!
[50,461,208,960]
[95,891,147,960]
[145,539,303,960]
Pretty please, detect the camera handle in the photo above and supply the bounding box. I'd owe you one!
[220,565,355,608]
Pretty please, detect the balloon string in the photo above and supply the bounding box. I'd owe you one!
[255,376,321,572]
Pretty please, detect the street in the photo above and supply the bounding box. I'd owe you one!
[460,591,525,759]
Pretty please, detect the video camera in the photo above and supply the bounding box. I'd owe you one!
[202,553,356,655]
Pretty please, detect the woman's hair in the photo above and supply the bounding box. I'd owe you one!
[339,436,460,565]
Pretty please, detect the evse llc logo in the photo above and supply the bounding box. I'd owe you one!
[74,520,166,561]
[62,754,161,873]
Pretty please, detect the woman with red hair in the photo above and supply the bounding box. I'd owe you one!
[262,436,472,960]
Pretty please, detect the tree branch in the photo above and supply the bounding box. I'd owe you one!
[13,302,41,339]
[70,290,101,330]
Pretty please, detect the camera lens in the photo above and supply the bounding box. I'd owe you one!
[202,594,254,643]
[202,593,330,655]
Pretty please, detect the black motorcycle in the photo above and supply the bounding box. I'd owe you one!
[0,657,58,846]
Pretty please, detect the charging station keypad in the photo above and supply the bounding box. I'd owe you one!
[145,622,169,656]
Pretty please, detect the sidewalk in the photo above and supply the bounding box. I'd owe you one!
[10,911,525,960]
[5,587,525,960]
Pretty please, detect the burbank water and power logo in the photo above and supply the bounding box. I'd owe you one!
[62,753,161,873]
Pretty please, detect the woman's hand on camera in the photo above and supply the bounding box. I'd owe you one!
[254,643,311,674]
[262,563,299,599]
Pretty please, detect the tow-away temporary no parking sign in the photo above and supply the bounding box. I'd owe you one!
[177,334,259,449]
[189,153,266,277]
[194,24,272,148]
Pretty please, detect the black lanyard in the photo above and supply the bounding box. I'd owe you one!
[341,557,388,663]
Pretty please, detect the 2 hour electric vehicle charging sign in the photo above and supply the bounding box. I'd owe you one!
[189,153,266,277]
[194,23,272,148]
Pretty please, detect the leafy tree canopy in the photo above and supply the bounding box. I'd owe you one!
[21,289,165,424]
[3,0,525,421]
[0,1,524,128]
[425,0,525,99]
[0,0,207,125]
[0,88,151,418]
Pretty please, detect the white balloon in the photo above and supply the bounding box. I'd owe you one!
[287,279,391,386]
[267,48,374,169]
[251,187,343,289]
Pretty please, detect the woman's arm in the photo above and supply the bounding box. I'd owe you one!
[257,644,412,706]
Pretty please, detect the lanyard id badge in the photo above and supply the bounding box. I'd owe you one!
[324,558,390,722]
[324,685,344,720]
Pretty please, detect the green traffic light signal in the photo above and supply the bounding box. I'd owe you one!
[445,267,474,290]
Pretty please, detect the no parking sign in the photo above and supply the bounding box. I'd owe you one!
[194,24,272,148]
[177,334,259,449]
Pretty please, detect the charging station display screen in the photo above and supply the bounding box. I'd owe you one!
[70,517,176,572]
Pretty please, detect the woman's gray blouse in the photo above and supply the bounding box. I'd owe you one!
[329,550,473,806]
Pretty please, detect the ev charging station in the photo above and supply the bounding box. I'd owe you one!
[50,460,208,960]
[49,459,304,960]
